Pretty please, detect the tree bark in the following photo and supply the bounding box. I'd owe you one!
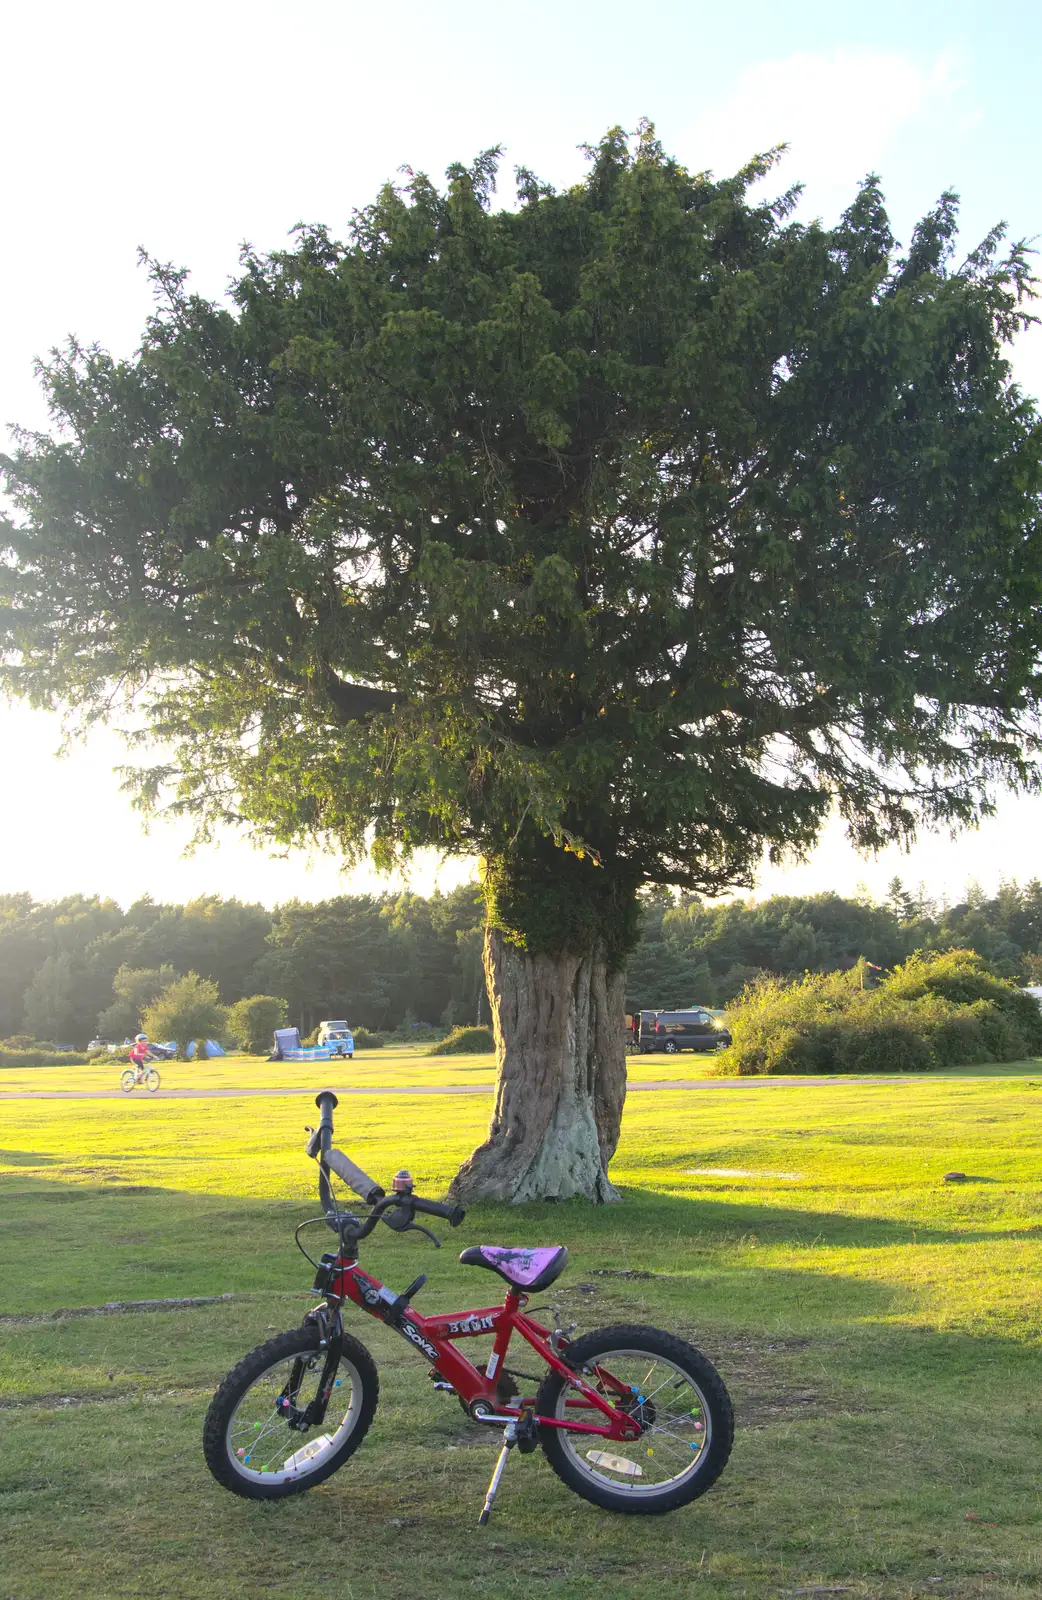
[448,925,627,1204]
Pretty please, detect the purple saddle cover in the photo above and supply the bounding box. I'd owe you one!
[478,1246,564,1287]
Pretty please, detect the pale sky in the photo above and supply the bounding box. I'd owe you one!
[2,0,1041,910]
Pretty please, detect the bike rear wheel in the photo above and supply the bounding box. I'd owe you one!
[536,1324,733,1514]
[203,1325,378,1500]
[119,1069,136,1093]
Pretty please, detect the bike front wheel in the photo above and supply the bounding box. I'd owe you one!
[119,1069,136,1093]
[144,1067,161,1092]
[536,1324,733,1514]
[203,1326,378,1500]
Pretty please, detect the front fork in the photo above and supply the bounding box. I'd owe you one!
[280,1302,344,1431]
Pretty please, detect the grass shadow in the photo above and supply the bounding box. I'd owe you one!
[561,1185,1040,1250]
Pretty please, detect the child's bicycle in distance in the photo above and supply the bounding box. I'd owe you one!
[119,1063,161,1093]
[203,1091,733,1523]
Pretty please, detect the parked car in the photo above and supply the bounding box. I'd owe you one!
[638,1009,731,1053]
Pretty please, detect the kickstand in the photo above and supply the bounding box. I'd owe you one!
[478,1421,518,1526]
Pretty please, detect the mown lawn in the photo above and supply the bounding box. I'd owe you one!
[0,1041,726,1095]
[2,1067,1041,1599]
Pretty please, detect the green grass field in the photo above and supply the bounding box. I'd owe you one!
[2,1056,1041,1599]
[0,1041,725,1095]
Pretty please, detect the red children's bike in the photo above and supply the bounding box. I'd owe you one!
[203,1092,734,1522]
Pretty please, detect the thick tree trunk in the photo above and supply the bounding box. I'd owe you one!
[448,926,627,1204]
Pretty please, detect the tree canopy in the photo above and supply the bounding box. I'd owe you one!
[4,124,1040,928]
[96,963,178,1039]
[225,993,287,1054]
[142,972,225,1057]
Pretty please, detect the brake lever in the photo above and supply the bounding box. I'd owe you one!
[382,1204,414,1233]
[406,1222,442,1248]
[378,1199,441,1247]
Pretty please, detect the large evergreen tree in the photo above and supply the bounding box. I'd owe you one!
[3,126,1041,1199]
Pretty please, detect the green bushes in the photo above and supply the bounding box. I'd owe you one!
[225,995,287,1054]
[429,1025,495,1055]
[389,1019,447,1043]
[0,1048,91,1067]
[142,974,227,1061]
[720,949,1042,1075]
[0,1035,92,1066]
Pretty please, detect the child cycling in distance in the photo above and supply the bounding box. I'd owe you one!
[129,1033,152,1081]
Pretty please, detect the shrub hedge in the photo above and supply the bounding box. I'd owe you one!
[428,1025,495,1055]
[0,1048,92,1067]
[389,1021,447,1043]
[719,949,1042,1076]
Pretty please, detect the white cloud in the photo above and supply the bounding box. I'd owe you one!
[690,46,965,219]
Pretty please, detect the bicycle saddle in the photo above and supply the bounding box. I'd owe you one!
[458,1244,568,1291]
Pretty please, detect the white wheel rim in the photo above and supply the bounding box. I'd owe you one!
[224,1349,364,1486]
[555,1347,713,1497]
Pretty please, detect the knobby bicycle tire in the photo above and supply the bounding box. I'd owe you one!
[203,1325,378,1500]
[536,1323,733,1514]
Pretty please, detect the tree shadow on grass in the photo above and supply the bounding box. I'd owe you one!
[2,1169,1039,1346]
[596,1185,1042,1248]
[0,1171,905,1335]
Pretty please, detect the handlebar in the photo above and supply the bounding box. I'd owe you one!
[323,1146,385,1206]
[410,1194,467,1228]
[306,1088,465,1242]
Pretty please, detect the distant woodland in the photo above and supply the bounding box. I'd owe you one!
[3,878,1041,1048]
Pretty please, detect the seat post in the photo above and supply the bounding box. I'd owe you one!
[485,1291,523,1388]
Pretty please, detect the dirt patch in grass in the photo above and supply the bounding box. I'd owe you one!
[589,1267,668,1281]
[684,1330,857,1430]
[0,1387,141,1411]
[0,1293,236,1328]
[484,1278,847,1432]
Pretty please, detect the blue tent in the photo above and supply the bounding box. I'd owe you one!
[161,1038,226,1059]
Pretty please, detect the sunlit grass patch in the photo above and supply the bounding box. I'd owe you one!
[1,1071,1041,1597]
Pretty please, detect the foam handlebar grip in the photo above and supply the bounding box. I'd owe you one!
[323,1146,385,1205]
[412,1195,467,1227]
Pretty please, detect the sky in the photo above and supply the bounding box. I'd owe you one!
[2,0,1041,910]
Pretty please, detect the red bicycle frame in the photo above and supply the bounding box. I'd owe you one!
[330,1259,642,1442]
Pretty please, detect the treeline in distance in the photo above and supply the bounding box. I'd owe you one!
[2,876,1041,1048]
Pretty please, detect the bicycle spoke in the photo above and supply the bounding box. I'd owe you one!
[555,1346,714,1497]
[224,1349,361,1484]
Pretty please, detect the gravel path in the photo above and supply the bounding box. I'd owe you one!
[0,1077,898,1101]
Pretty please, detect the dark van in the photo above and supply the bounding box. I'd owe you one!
[638,1009,730,1054]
